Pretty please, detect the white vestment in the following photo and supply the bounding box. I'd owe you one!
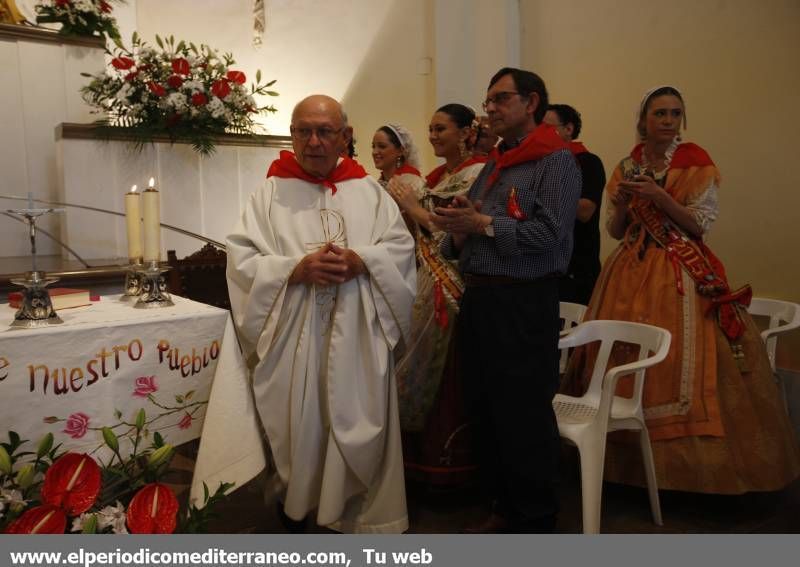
[226,171,416,533]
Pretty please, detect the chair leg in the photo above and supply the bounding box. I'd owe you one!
[638,428,663,526]
[577,441,605,534]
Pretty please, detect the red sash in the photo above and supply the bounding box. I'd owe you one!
[486,124,568,187]
[394,163,422,178]
[267,150,368,195]
[568,141,588,156]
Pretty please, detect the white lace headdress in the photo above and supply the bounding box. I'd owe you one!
[384,123,420,170]
[637,85,688,141]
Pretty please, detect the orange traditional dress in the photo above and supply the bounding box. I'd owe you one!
[563,142,800,494]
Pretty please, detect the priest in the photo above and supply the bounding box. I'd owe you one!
[226,95,416,533]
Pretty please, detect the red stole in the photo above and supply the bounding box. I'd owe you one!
[424,155,487,188]
[267,150,368,195]
[486,123,568,187]
[631,142,715,169]
[394,163,422,178]
[568,141,589,156]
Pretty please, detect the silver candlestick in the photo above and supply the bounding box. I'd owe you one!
[6,193,65,329]
[134,260,174,309]
[122,262,144,301]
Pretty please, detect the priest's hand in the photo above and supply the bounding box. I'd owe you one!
[329,244,367,282]
[289,243,349,286]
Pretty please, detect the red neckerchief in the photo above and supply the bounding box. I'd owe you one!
[424,155,488,188]
[568,141,588,156]
[486,123,568,187]
[631,142,715,169]
[267,150,368,195]
[394,163,422,177]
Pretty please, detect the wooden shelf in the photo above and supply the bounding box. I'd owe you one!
[0,22,105,49]
[56,123,293,150]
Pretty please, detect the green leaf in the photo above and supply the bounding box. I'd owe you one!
[135,408,146,431]
[266,91,279,97]
[175,395,184,404]
[265,79,276,87]
[0,446,12,474]
[81,514,98,534]
[153,431,164,448]
[184,390,195,401]
[155,34,164,48]
[36,433,54,458]
[101,427,119,452]
[256,69,261,83]
[114,409,122,420]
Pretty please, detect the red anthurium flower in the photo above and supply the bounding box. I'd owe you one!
[55,0,70,6]
[111,57,135,71]
[99,1,112,13]
[226,70,246,85]
[41,453,101,516]
[191,93,208,106]
[148,82,166,97]
[124,71,139,82]
[127,483,179,534]
[211,79,231,99]
[167,75,184,89]
[171,58,190,76]
[4,505,66,534]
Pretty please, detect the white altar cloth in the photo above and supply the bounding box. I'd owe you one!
[0,295,245,461]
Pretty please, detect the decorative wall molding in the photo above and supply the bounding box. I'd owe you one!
[0,23,105,49]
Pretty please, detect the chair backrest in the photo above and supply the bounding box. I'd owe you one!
[747,297,800,371]
[559,302,587,372]
[559,320,671,417]
[166,244,230,310]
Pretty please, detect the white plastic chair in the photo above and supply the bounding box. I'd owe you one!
[746,298,800,372]
[554,320,671,534]
[559,302,587,373]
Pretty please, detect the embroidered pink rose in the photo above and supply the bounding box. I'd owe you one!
[62,412,90,439]
[133,376,158,397]
[178,413,192,430]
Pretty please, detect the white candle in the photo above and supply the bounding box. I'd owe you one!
[124,185,142,264]
[142,177,161,263]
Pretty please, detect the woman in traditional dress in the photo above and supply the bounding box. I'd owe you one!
[372,123,424,190]
[563,86,800,494]
[386,103,487,488]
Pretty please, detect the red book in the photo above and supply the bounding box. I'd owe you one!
[8,288,93,310]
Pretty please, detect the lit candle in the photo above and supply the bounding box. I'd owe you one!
[124,185,142,264]
[142,177,161,263]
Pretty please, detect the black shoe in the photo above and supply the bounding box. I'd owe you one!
[277,501,307,533]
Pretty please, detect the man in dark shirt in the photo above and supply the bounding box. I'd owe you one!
[434,68,581,532]
[544,104,606,305]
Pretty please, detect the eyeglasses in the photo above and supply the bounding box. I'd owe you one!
[290,126,344,142]
[482,91,522,111]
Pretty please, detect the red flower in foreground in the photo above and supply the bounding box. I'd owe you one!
[178,413,192,430]
[62,412,89,439]
[226,70,246,85]
[124,71,139,82]
[41,453,101,516]
[133,375,158,397]
[99,1,112,13]
[127,483,179,534]
[4,505,66,534]
[148,82,166,97]
[55,0,70,6]
[191,93,208,106]
[210,79,231,99]
[167,75,184,89]
[171,57,190,76]
[111,57,135,71]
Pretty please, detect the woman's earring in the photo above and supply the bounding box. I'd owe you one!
[395,155,404,168]
[458,139,468,158]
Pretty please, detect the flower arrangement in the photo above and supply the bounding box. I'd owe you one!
[80,33,279,155]
[0,422,231,534]
[35,0,122,40]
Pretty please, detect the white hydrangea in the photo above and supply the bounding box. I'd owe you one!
[115,82,134,103]
[74,0,98,14]
[183,80,205,94]
[96,501,128,534]
[165,92,188,112]
[207,96,226,119]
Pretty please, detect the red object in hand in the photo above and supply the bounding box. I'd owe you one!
[126,483,179,534]
[4,505,67,534]
[41,453,101,516]
[506,187,528,220]
[226,70,246,84]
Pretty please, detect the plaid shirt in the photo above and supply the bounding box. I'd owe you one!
[442,146,582,280]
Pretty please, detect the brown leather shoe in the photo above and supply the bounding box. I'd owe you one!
[461,513,513,534]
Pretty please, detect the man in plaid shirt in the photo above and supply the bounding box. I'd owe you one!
[435,67,581,533]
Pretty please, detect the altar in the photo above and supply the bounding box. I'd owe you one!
[0,294,250,460]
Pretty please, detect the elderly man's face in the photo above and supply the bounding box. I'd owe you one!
[291,100,350,178]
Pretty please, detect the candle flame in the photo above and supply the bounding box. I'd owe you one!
[148,177,155,188]
[131,184,138,193]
